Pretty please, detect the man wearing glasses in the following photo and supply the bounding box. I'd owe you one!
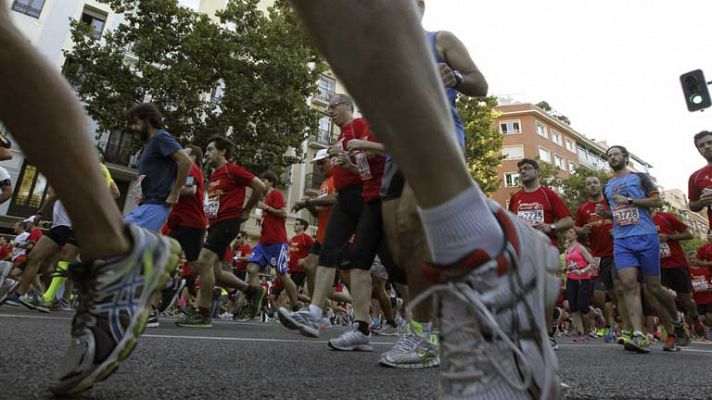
[508,158,573,247]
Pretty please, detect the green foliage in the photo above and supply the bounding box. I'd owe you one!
[64,0,324,173]
[535,100,570,125]
[458,96,504,195]
[683,237,706,255]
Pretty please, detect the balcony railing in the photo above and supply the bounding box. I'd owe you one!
[12,2,44,18]
[309,129,335,147]
[304,172,326,194]
[315,87,335,103]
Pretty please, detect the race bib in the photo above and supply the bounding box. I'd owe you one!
[354,151,372,181]
[659,242,671,258]
[692,276,712,292]
[205,196,220,219]
[590,257,601,277]
[567,261,577,272]
[613,205,639,226]
[517,209,544,226]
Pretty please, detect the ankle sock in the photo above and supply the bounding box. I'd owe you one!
[419,184,504,264]
[308,304,322,320]
[357,320,370,335]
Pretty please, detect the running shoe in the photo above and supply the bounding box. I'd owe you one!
[595,327,605,338]
[415,201,560,399]
[573,334,588,342]
[176,311,213,328]
[5,291,21,306]
[379,330,440,369]
[552,306,562,336]
[673,321,690,347]
[662,335,680,352]
[146,310,160,328]
[603,327,614,344]
[617,330,632,345]
[374,323,400,336]
[49,224,180,396]
[549,336,559,351]
[0,279,19,305]
[277,306,320,338]
[328,324,373,351]
[19,292,51,313]
[694,319,705,338]
[158,278,186,313]
[623,333,650,353]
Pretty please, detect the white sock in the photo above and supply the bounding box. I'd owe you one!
[308,304,322,320]
[418,184,504,264]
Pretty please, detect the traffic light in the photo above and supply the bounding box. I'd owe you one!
[680,69,711,112]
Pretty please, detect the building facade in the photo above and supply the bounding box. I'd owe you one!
[662,188,710,239]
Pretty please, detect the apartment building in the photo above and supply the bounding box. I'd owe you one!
[662,188,709,239]
[493,102,654,209]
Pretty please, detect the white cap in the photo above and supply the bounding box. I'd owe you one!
[312,149,329,162]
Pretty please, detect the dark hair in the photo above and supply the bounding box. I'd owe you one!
[694,130,712,147]
[126,103,164,129]
[517,158,539,170]
[606,145,629,158]
[207,135,233,160]
[296,218,309,229]
[238,231,248,239]
[185,144,203,169]
[261,170,279,185]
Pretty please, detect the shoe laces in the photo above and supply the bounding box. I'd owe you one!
[410,281,532,392]
[391,331,420,353]
[62,262,98,337]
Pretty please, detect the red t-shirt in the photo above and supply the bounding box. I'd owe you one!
[260,189,287,244]
[358,131,385,202]
[508,187,570,246]
[688,165,712,227]
[696,242,712,262]
[0,244,11,261]
[224,246,233,262]
[653,212,689,269]
[27,228,42,253]
[288,232,314,273]
[332,118,369,192]
[575,200,613,257]
[233,243,252,271]
[206,162,256,225]
[167,163,208,230]
[690,266,712,305]
[316,175,335,244]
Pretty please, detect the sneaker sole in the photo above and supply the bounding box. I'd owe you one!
[379,357,440,369]
[327,341,373,352]
[277,307,319,338]
[50,235,180,396]
[175,323,213,328]
[623,341,650,353]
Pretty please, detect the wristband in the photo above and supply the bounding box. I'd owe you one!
[453,70,464,88]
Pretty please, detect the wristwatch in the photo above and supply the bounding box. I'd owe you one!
[627,197,634,205]
[549,224,557,232]
[452,70,464,88]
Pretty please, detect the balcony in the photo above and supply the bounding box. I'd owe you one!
[308,129,335,148]
[304,172,326,194]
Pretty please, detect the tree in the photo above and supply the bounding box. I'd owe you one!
[64,0,324,173]
[458,96,504,195]
[536,162,612,212]
[535,100,571,125]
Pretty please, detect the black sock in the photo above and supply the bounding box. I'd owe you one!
[357,320,370,335]
[387,320,397,328]
[292,305,300,312]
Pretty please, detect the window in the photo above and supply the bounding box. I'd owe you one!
[535,122,548,138]
[554,154,565,169]
[316,75,335,102]
[538,147,551,163]
[8,161,49,218]
[313,114,333,145]
[11,0,45,18]
[551,130,562,145]
[568,161,577,174]
[103,129,141,167]
[504,172,520,188]
[564,138,576,152]
[502,144,524,160]
[80,7,108,40]
[499,120,521,134]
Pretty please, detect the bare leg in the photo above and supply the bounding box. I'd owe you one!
[350,269,373,324]
[372,275,396,323]
[190,250,218,310]
[618,268,644,333]
[0,17,128,261]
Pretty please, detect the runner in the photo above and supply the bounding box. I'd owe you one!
[602,145,683,353]
[688,130,712,228]
[286,218,313,294]
[176,136,266,327]
[1,8,181,394]
[563,229,595,341]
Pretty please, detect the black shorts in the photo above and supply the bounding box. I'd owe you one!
[319,184,363,268]
[309,241,322,256]
[291,271,306,288]
[204,219,241,258]
[697,303,712,315]
[661,268,692,294]
[379,158,405,201]
[596,256,614,291]
[566,278,593,314]
[45,225,77,247]
[233,269,247,282]
[170,225,205,262]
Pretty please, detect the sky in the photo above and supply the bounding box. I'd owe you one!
[422,0,712,196]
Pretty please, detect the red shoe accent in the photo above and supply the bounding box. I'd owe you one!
[421,209,519,283]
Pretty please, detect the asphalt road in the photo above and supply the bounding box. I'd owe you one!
[2,307,712,400]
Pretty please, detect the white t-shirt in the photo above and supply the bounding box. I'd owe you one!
[52,200,72,228]
[12,231,30,261]
[0,166,10,183]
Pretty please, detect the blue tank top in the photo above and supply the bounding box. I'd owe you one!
[428,31,465,150]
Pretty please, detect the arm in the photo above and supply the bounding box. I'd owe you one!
[108,180,121,199]
[347,139,386,156]
[242,177,266,220]
[37,192,59,218]
[436,31,488,96]
[167,150,193,205]
[0,182,11,205]
[180,186,197,197]
[627,193,663,209]
[263,204,288,219]
[553,216,574,232]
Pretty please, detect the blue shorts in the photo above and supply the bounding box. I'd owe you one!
[125,203,171,233]
[248,243,289,274]
[613,234,660,277]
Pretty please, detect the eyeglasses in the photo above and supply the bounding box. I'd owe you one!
[327,101,347,111]
[518,166,535,172]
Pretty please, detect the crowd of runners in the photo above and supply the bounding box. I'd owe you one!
[2,0,712,399]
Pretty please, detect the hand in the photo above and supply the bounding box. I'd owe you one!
[334,152,354,168]
[659,233,669,242]
[327,143,345,157]
[699,191,712,205]
[438,63,458,88]
[292,200,306,212]
[595,203,607,216]
[533,222,550,233]
[612,194,630,205]
[237,210,251,223]
[165,190,180,206]
[257,201,267,210]
[581,224,592,234]
[347,139,369,153]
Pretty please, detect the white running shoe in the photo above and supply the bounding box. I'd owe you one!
[328,324,373,351]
